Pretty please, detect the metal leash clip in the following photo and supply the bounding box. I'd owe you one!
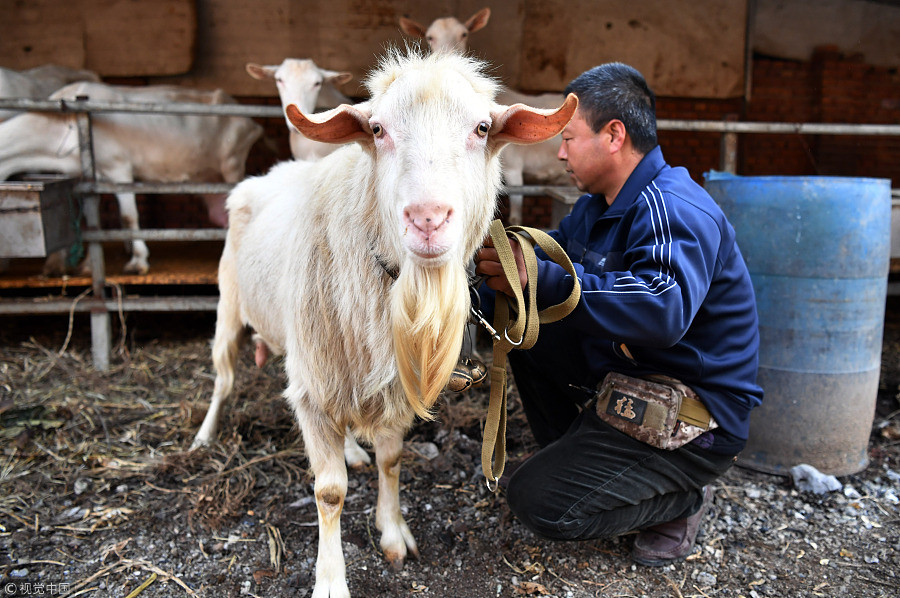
[468,275,501,341]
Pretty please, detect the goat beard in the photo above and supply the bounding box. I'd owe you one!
[390,260,469,420]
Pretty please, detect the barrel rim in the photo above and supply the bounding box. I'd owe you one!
[704,172,892,186]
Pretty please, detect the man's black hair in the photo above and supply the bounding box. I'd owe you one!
[564,62,657,154]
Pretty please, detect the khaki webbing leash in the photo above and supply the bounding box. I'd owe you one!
[674,395,713,429]
[481,219,581,490]
[594,390,713,431]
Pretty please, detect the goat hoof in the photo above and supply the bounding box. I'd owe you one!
[189,436,212,451]
[123,259,149,275]
[384,551,406,572]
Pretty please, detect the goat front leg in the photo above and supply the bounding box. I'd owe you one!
[250,337,368,470]
[297,406,350,598]
[374,431,418,569]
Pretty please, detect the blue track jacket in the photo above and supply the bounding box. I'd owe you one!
[481,146,763,453]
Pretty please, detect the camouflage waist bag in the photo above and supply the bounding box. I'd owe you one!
[595,372,717,450]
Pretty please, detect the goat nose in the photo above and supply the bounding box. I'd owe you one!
[404,203,451,235]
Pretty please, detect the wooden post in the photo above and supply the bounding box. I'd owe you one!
[720,131,738,173]
[720,114,740,173]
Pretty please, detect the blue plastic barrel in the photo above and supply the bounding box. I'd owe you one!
[705,173,891,476]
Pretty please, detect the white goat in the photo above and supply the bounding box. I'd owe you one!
[0,64,100,121]
[495,88,570,224]
[0,82,263,275]
[399,9,570,224]
[246,59,353,161]
[192,49,576,598]
[399,7,491,53]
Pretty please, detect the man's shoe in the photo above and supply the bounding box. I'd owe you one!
[632,486,714,566]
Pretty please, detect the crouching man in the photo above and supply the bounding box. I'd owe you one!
[475,62,763,565]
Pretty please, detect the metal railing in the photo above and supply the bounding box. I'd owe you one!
[1,96,898,369]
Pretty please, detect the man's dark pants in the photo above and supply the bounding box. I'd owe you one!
[504,350,736,541]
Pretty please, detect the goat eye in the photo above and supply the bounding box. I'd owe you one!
[476,122,490,137]
[372,123,384,138]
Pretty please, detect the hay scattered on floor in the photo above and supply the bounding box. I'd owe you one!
[0,321,503,539]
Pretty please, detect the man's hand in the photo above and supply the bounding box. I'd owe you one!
[474,235,528,297]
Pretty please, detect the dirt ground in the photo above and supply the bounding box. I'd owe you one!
[1,297,899,598]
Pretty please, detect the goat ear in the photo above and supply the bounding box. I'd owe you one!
[324,70,353,87]
[399,16,427,38]
[465,8,491,33]
[286,103,372,144]
[490,93,578,145]
[246,63,276,81]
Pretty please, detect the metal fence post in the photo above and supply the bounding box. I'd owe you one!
[74,98,111,371]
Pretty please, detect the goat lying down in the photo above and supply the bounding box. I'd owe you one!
[191,49,577,598]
